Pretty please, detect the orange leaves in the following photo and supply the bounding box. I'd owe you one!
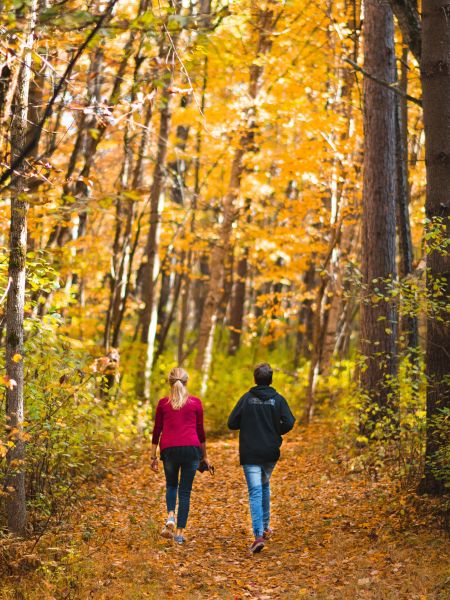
[2,375,17,389]
[2,421,449,598]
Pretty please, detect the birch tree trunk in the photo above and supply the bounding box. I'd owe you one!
[5,0,38,537]
[359,0,398,431]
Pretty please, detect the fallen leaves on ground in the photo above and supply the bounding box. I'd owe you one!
[1,421,448,599]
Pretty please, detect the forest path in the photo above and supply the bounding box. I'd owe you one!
[33,422,449,599]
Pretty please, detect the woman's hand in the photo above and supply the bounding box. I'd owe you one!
[151,457,159,473]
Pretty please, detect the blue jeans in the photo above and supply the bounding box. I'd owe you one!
[163,459,199,529]
[243,463,276,538]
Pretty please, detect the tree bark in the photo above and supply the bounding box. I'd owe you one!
[294,263,315,367]
[418,0,450,495]
[104,36,152,351]
[359,0,398,430]
[5,0,38,537]
[395,46,419,352]
[178,55,209,365]
[137,31,180,401]
[228,249,249,355]
[388,0,421,62]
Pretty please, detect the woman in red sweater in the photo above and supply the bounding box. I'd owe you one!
[150,367,210,544]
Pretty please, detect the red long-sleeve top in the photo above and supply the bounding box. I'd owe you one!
[151,396,206,450]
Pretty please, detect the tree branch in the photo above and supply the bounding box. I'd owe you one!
[344,58,422,107]
[0,0,119,190]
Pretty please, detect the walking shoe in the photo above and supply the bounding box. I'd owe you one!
[161,516,175,538]
[173,534,185,545]
[249,537,265,554]
[263,527,273,540]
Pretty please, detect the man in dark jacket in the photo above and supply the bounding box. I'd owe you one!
[228,363,295,553]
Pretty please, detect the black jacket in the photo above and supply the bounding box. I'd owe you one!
[227,385,295,465]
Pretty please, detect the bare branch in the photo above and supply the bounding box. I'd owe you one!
[344,58,422,107]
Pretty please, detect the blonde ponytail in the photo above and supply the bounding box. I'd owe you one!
[168,367,189,410]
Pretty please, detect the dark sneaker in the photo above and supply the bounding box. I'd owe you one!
[161,516,175,538]
[173,534,185,545]
[263,527,273,540]
[249,537,265,554]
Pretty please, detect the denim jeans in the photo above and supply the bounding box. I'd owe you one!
[243,462,276,538]
[163,459,199,529]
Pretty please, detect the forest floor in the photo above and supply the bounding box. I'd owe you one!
[1,421,449,599]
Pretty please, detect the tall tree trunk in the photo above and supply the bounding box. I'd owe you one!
[178,56,208,365]
[5,0,38,537]
[228,197,252,355]
[395,45,419,352]
[418,0,450,495]
[359,0,398,431]
[305,273,331,422]
[194,147,243,387]
[195,4,276,389]
[104,36,152,351]
[138,38,178,401]
[228,248,249,355]
[294,264,315,367]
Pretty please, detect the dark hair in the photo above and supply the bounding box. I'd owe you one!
[254,363,273,386]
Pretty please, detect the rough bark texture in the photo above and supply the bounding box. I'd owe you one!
[5,0,38,537]
[294,264,315,367]
[228,250,249,355]
[195,144,245,383]
[139,89,172,341]
[419,0,450,495]
[360,0,398,428]
[395,47,419,352]
[388,0,421,62]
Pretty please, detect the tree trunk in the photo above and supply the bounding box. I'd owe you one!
[195,5,275,388]
[388,0,421,62]
[359,0,398,431]
[305,274,330,422]
[104,42,152,351]
[138,37,179,401]
[294,263,315,367]
[228,249,249,355]
[418,0,450,495]
[228,197,252,355]
[395,46,419,352]
[217,247,234,331]
[5,0,38,537]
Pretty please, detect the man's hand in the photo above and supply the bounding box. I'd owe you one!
[151,457,159,472]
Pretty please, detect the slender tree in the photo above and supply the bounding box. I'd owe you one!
[5,0,38,537]
[138,24,181,401]
[395,44,419,362]
[195,3,276,389]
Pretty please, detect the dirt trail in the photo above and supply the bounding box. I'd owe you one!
[11,422,450,599]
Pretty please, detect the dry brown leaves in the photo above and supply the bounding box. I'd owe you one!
[1,421,448,599]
